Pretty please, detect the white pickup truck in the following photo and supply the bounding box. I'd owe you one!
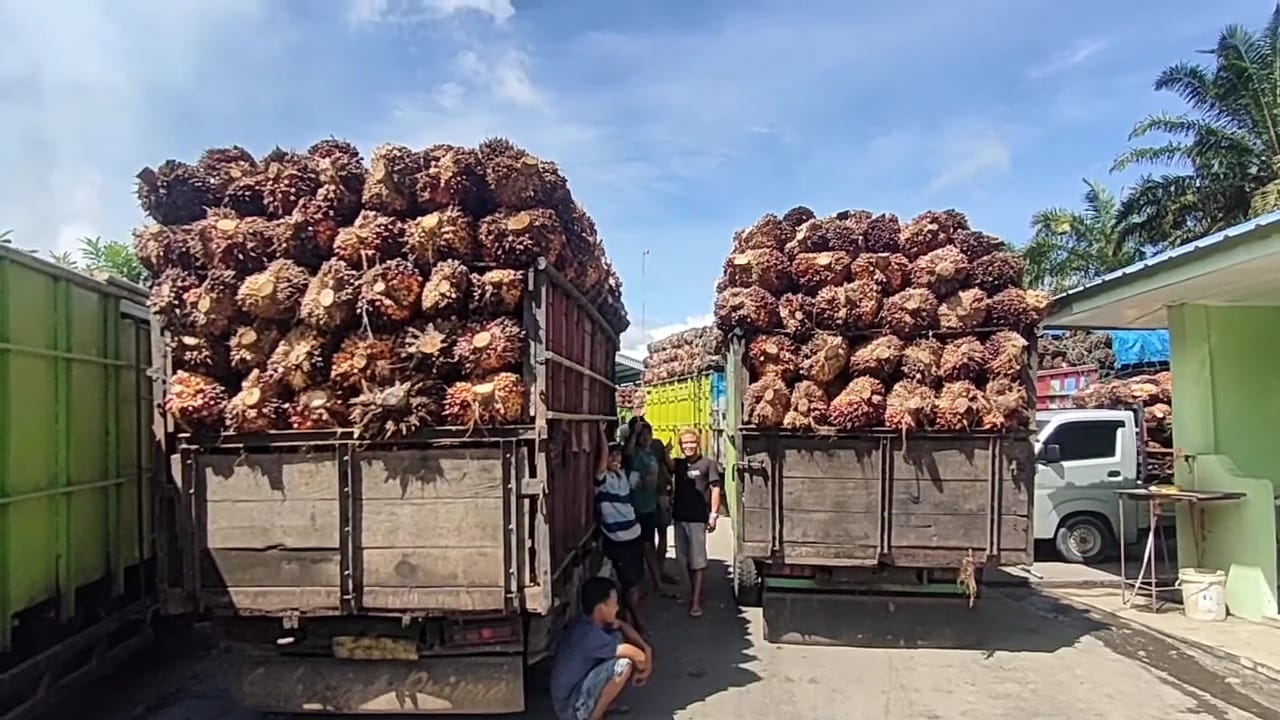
[1034,408,1149,563]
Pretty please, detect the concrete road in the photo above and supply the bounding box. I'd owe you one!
[49,521,1280,720]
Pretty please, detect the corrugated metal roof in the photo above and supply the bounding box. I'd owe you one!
[1051,209,1280,304]
[615,352,644,371]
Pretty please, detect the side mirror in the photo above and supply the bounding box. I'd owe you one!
[1039,444,1062,463]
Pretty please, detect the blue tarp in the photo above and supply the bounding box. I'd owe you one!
[1107,330,1170,367]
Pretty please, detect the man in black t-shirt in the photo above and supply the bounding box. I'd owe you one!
[671,428,721,618]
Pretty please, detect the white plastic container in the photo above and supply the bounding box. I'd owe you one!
[1178,567,1227,622]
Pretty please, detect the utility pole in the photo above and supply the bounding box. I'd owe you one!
[641,249,649,348]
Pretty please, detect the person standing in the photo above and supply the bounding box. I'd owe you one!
[671,427,721,618]
[594,423,646,632]
[625,422,679,593]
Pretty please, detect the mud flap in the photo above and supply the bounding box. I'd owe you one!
[214,648,525,715]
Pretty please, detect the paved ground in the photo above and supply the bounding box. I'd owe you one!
[47,523,1280,720]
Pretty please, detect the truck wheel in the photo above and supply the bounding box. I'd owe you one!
[732,549,762,607]
[1055,514,1113,564]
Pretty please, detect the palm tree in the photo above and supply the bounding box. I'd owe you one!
[73,236,149,285]
[1023,179,1147,294]
[1113,5,1280,245]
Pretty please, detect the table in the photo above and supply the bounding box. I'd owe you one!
[1116,488,1245,611]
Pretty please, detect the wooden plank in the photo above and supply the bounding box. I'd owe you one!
[357,449,504,500]
[890,513,988,549]
[362,586,506,612]
[780,442,880,479]
[892,478,1015,516]
[783,477,879,513]
[202,548,340,587]
[998,515,1031,554]
[739,450,772,510]
[892,443,992,482]
[206,500,338,549]
[780,543,878,565]
[780,510,878,545]
[361,547,504,587]
[739,507,772,544]
[202,454,338,501]
[360,498,503,548]
[203,587,341,613]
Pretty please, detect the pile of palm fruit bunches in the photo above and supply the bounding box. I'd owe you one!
[615,386,644,413]
[713,207,1053,432]
[642,326,725,384]
[1073,372,1174,477]
[138,138,629,438]
[1038,329,1116,372]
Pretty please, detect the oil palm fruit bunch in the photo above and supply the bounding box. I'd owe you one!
[899,212,951,260]
[362,144,421,217]
[470,268,524,317]
[186,270,241,338]
[862,213,901,253]
[880,288,939,337]
[416,145,491,217]
[307,137,363,165]
[938,288,989,331]
[885,380,936,432]
[980,378,1031,431]
[357,260,423,328]
[984,331,1029,379]
[329,333,397,393]
[733,213,792,252]
[442,372,525,426]
[420,259,471,319]
[134,223,208,275]
[164,371,229,432]
[778,293,816,337]
[198,146,258,200]
[454,316,524,376]
[988,288,1051,329]
[479,209,566,269]
[900,338,943,386]
[223,173,269,218]
[352,380,442,438]
[260,150,321,219]
[334,211,405,268]
[713,286,780,332]
[940,336,986,382]
[848,335,904,380]
[284,195,341,268]
[263,326,331,392]
[826,377,886,430]
[398,320,461,378]
[149,270,201,330]
[746,334,801,381]
[800,333,850,385]
[405,208,478,266]
[136,160,217,225]
[782,206,817,231]
[910,246,969,297]
[783,380,829,430]
[228,322,284,373]
[793,217,859,253]
[970,251,1025,294]
[791,251,852,292]
[722,248,792,295]
[204,212,279,273]
[813,280,880,332]
[935,381,985,431]
[167,333,231,378]
[299,260,359,332]
[224,370,288,434]
[237,260,310,320]
[744,376,791,428]
[481,142,571,213]
[290,387,350,430]
[851,253,910,294]
[954,230,1005,261]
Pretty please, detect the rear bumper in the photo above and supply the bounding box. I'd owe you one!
[207,646,524,715]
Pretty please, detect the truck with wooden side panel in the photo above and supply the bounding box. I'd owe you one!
[1,248,158,720]
[722,335,1035,637]
[154,260,616,715]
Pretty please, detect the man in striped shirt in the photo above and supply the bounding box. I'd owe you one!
[595,423,647,633]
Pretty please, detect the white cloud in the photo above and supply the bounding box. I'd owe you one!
[927,128,1013,192]
[865,122,1014,195]
[455,48,543,107]
[619,313,716,360]
[348,0,514,25]
[1027,39,1108,80]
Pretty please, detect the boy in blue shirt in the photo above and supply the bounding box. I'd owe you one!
[550,577,653,720]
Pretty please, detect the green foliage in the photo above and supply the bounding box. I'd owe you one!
[1022,179,1150,294]
[72,236,149,285]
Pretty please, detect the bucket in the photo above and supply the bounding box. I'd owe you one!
[1178,567,1227,622]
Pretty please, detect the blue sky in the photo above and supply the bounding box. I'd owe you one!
[0,0,1268,355]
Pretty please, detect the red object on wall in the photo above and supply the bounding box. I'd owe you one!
[1035,365,1100,410]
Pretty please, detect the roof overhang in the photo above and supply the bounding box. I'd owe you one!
[1045,211,1280,330]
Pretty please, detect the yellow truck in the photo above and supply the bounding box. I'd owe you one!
[642,371,727,461]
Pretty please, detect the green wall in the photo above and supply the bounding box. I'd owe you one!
[1168,304,1279,620]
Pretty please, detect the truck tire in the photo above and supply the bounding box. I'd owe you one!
[732,546,762,607]
[1055,514,1114,564]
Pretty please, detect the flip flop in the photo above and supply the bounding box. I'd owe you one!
[608,704,632,716]
[689,607,704,618]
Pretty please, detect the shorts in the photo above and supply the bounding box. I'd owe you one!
[636,511,667,547]
[675,521,708,571]
[567,658,632,720]
[603,537,645,591]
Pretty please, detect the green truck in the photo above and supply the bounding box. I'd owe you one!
[0,248,158,720]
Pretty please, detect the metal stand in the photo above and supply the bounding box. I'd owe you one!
[1118,497,1175,610]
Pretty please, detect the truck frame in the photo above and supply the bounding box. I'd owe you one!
[723,335,1035,621]
[154,259,617,715]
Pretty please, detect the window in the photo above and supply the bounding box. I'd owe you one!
[1043,420,1123,462]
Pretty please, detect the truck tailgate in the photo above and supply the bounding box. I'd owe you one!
[738,432,1033,568]
[179,440,520,615]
